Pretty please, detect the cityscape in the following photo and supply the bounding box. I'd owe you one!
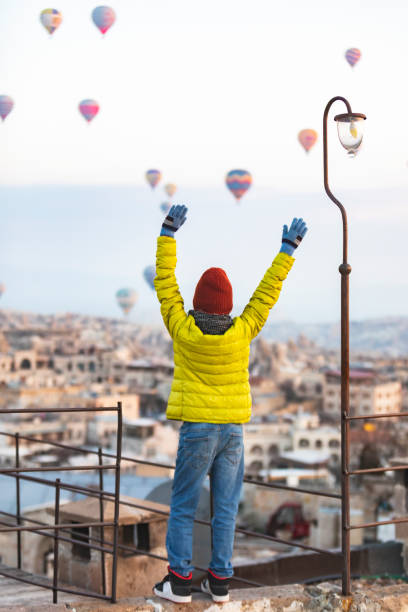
[1,308,407,599]
[2,0,408,608]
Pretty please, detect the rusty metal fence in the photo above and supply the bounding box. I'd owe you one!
[0,403,123,603]
[0,402,404,603]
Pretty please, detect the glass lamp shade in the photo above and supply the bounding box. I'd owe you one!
[334,113,366,157]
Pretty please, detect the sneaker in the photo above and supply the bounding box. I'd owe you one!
[201,569,230,603]
[153,567,192,603]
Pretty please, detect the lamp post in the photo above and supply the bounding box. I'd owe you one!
[323,96,366,596]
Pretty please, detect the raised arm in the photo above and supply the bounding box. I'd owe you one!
[239,218,308,340]
[154,205,188,338]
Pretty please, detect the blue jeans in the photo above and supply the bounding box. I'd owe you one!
[166,422,244,578]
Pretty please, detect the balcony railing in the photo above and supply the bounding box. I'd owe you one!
[0,402,405,603]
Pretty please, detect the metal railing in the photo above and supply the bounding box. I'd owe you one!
[0,403,123,604]
[0,403,404,603]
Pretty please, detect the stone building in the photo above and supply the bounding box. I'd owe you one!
[53,495,169,597]
[323,369,402,419]
[244,420,292,473]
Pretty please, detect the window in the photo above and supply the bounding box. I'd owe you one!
[43,550,54,578]
[71,524,91,561]
[122,523,150,554]
[277,506,295,526]
[89,362,96,372]
[268,444,279,456]
[329,439,340,448]
[299,438,309,448]
[20,358,31,370]
[315,439,322,449]
[249,460,263,471]
[77,363,85,372]
[250,445,263,456]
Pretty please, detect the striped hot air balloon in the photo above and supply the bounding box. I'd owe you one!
[298,129,318,153]
[115,288,137,315]
[0,96,14,121]
[164,183,177,198]
[345,48,361,68]
[92,6,116,35]
[40,9,63,35]
[225,169,252,202]
[79,99,99,122]
[160,202,171,214]
[143,266,156,290]
[146,169,162,189]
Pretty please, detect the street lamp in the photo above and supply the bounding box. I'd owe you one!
[323,96,366,597]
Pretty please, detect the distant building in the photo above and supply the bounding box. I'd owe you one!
[125,358,173,389]
[323,369,402,419]
[292,425,341,464]
[244,420,292,473]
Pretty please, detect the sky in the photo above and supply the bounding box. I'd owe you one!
[0,0,407,324]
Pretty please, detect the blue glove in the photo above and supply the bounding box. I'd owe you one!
[160,204,188,238]
[280,217,308,256]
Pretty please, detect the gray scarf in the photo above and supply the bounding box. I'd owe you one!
[189,310,233,335]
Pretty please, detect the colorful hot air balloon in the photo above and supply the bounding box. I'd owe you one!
[146,169,162,189]
[225,169,252,202]
[345,48,361,68]
[298,129,318,153]
[92,6,116,35]
[79,99,99,122]
[40,9,62,35]
[164,183,177,198]
[0,284,5,298]
[143,266,156,290]
[115,288,137,315]
[160,202,171,214]
[0,96,14,121]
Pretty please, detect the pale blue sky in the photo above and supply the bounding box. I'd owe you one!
[1,0,408,190]
[0,1,407,324]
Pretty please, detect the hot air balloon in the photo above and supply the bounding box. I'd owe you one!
[298,129,318,153]
[92,6,116,35]
[115,288,137,315]
[40,8,62,35]
[160,202,171,214]
[164,183,177,198]
[345,48,361,68]
[146,169,162,189]
[0,284,5,298]
[225,169,252,202]
[0,96,14,121]
[143,266,156,290]
[79,99,99,122]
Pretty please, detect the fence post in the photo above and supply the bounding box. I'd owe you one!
[53,478,61,604]
[15,433,22,570]
[111,401,122,603]
[209,475,214,555]
[98,447,107,596]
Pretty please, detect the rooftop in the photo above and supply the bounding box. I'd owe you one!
[53,494,169,525]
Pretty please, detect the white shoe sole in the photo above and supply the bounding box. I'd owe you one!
[153,586,192,603]
[201,579,230,603]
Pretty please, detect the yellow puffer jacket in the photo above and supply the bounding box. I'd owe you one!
[154,236,294,423]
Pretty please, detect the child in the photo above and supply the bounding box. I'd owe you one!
[153,205,307,603]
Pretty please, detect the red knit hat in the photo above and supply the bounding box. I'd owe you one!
[193,268,233,315]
